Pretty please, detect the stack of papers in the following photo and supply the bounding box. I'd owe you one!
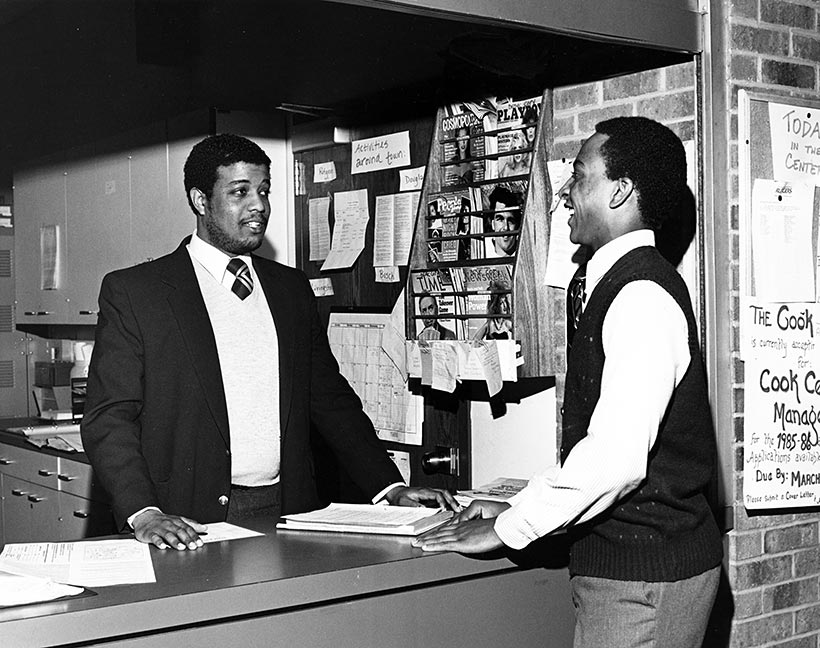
[455,477,529,508]
[277,503,453,536]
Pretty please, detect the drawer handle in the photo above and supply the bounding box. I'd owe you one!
[79,310,98,315]
[58,474,77,482]
[23,311,52,316]
[38,469,55,477]
[11,489,27,497]
[27,495,44,503]
[72,511,89,519]
[0,458,12,465]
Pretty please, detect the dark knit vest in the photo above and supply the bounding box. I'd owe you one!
[562,246,722,582]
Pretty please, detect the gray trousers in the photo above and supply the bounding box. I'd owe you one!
[570,566,720,648]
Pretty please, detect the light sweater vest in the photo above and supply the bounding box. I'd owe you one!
[193,261,281,486]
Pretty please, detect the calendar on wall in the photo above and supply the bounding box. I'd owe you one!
[327,312,422,446]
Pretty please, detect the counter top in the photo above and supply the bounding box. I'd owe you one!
[0,417,88,464]
[0,518,572,647]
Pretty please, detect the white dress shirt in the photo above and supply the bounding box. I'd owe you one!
[494,229,692,549]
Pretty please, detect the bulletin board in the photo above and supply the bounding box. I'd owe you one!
[738,90,820,511]
[293,115,470,499]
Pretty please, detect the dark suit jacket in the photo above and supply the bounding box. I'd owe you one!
[81,238,402,530]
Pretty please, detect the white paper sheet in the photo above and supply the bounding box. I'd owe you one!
[751,178,815,301]
[0,539,155,587]
[373,191,419,268]
[0,571,83,607]
[199,522,264,544]
[544,158,581,288]
[322,189,369,270]
[308,196,331,261]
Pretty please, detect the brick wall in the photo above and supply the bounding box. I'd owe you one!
[551,65,697,162]
[724,0,820,646]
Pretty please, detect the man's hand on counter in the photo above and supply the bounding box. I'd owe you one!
[132,510,208,551]
[411,499,510,554]
[384,485,461,512]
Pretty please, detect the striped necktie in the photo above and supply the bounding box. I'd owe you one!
[227,258,253,300]
[566,265,586,349]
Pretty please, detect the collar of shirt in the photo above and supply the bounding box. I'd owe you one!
[187,231,256,289]
[584,229,655,306]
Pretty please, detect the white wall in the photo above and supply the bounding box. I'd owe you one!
[469,387,559,487]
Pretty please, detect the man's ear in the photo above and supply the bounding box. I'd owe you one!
[190,187,207,217]
[609,177,635,210]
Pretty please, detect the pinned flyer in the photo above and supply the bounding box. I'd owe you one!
[431,342,458,393]
[322,189,369,271]
[308,196,331,261]
[473,340,503,397]
[751,179,814,302]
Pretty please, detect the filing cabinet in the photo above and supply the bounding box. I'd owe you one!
[0,441,114,545]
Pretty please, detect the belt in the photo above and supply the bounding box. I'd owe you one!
[230,483,275,491]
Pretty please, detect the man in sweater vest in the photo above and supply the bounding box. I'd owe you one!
[83,134,457,552]
[414,117,723,648]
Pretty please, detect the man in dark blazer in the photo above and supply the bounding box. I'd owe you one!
[82,133,455,552]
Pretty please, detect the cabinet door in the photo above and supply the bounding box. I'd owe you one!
[3,474,32,543]
[57,490,114,541]
[3,475,61,543]
[129,122,192,265]
[65,151,131,323]
[13,164,69,324]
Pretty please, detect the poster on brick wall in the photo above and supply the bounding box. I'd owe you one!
[741,297,820,509]
[769,101,820,187]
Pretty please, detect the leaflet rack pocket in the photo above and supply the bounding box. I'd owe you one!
[406,89,565,378]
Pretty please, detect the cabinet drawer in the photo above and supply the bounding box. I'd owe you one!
[0,444,59,488]
[56,458,95,499]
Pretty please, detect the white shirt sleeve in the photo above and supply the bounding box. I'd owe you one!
[494,280,692,549]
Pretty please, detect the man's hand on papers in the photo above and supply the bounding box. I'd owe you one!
[411,499,510,553]
[133,510,208,551]
[385,485,461,512]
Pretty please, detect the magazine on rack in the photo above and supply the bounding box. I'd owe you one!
[497,96,540,179]
[440,99,498,186]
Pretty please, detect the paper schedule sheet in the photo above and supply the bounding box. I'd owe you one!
[0,539,155,587]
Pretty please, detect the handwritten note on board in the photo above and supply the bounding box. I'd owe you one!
[351,131,411,175]
[769,102,820,186]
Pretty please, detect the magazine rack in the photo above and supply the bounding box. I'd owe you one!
[406,88,564,379]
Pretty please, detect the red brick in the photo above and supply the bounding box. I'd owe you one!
[553,85,599,113]
[732,54,758,82]
[732,0,759,20]
[603,70,661,101]
[761,1,816,30]
[764,577,819,611]
[761,59,816,89]
[734,589,764,619]
[577,105,635,133]
[734,530,764,559]
[552,115,575,139]
[796,603,820,634]
[664,62,696,90]
[793,34,820,62]
[765,523,820,553]
[731,613,794,646]
[732,24,790,56]
[796,548,820,578]
[636,92,695,124]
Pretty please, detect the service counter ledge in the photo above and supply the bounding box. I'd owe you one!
[0,517,573,648]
